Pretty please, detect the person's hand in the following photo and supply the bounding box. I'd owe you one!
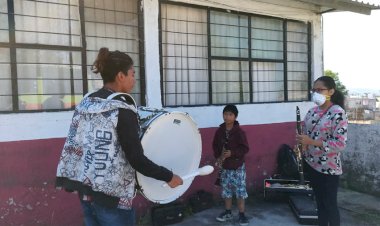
[215,156,224,167]
[223,149,231,158]
[296,134,313,146]
[167,174,183,188]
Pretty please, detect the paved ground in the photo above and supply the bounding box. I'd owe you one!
[165,188,380,226]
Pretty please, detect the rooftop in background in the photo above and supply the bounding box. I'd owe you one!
[348,88,380,96]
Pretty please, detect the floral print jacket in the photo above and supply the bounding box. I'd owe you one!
[303,104,348,175]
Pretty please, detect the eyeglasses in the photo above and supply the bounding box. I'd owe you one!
[311,88,328,93]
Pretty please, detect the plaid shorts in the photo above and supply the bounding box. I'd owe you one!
[220,164,248,199]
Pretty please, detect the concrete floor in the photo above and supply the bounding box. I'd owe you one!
[166,188,380,226]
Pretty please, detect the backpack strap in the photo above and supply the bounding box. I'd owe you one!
[83,91,96,99]
[107,92,137,110]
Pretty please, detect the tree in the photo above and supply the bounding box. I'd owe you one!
[324,70,348,96]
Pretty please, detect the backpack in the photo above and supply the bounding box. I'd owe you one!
[188,190,214,213]
[277,144,299,179]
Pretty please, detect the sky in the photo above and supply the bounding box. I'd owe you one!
[323,9,380,92]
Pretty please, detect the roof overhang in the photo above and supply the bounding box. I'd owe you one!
[297,0,380,15]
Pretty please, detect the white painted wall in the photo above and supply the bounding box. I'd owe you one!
[143,0,163,108]
[0,112,73,142]
[170,102,315,128]
[0,102,315,142]
[0,0,322,142]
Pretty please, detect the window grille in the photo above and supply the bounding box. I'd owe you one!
[160,2,310,106]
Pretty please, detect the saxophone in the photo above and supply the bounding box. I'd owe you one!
[295,106,305,185]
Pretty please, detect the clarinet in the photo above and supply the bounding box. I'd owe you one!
[214,133,229,186]
[295,106,305,185]
[214,149,225,186]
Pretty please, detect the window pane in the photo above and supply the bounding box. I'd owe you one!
[287,21,309,101]
[14,0,81,46]
[212,60,250,104]
[0,96,12,111]
[0,0,8,42]
[252,62,284,102]
[0,0,7,13]
[287,81,308,100]
[0,48,12,111]
[84,0,142,104]
[16,49,82,110]
[210,11,249,58]
[0,48,10,77]
[161,4,209,106]
[251,16,283,60]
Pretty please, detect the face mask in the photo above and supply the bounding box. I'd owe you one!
[311,92,326,106]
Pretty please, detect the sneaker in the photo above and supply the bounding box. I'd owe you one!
[238,213,249,226]
[216,210,233,222]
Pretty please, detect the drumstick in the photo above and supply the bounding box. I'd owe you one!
[162,165,214,187]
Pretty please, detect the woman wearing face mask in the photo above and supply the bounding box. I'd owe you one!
[296,76,348,226]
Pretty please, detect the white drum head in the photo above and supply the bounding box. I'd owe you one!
[136,111,202,204]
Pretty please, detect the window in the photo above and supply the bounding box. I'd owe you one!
[0,0,143,112]
[161,4,208,106]
[160,3,310,106]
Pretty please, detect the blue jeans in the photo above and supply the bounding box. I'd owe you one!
[80,200,135,226]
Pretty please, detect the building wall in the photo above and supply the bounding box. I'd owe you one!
[341,123,380,196]
[0,0,322,225]
[0,121,303,225]
[347,97,377,110]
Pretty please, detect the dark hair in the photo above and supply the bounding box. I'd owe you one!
[91,47,133,84]
[223,104,238,117]
[315,76,345,109]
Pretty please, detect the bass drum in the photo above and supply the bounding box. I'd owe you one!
[136,107,202,204]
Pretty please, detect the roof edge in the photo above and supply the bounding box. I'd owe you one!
[297,0,380,15]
